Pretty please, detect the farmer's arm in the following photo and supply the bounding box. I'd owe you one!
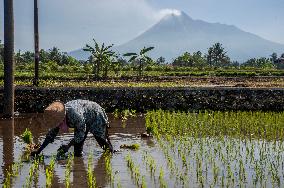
[58,105,87,155]
[57,138,75,153]
[31,126,60,156]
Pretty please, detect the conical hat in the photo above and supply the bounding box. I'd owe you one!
[44,101,65,125]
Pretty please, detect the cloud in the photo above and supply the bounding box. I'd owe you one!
[0,0,162,51]
[156,9,182,19]
[0,0,183,51]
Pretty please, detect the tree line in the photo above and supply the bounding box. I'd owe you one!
[1,39,284,79]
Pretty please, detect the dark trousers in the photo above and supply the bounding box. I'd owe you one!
[74,129,113,157]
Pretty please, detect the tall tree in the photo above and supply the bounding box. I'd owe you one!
[33,0,40,86]
[156,56,166,65]
[270,52,278,63]
[3,0,15,117]
[206,43,230,67]
[207,47,213,67]
[124,46,154,77]
[48,47,62,64]
[172,51,206,68]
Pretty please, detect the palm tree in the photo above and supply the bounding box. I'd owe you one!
[33,0,40,86]
[3,0,15,117]
[83,39,116,79]
[123,46,154,77]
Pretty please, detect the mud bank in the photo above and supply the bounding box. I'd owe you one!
[0,87,284,113]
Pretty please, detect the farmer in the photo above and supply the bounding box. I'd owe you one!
[31,99,113,157]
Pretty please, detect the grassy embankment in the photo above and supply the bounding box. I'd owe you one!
[1,69,284,87]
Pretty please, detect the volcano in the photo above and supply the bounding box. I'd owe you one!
[70,11,284,62]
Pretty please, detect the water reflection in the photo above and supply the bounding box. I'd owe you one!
[72,157,88,187]
[94,154,108,187]
[0,113,147,187]
[0,118,14,182]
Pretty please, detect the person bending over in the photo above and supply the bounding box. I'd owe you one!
[31,99,113,157]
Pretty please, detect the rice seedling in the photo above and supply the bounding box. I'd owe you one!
[104,150,114,185]
[141,176,147,188]
[113,109,120,119]
[142,151,156,178]
[116,177,122,188]
[120,109,136,128]
[87,152,96,188]
[21,128,33,145]
[120,143,140,150]
[125,153,143,187]
[21,129,40,159]
[46,156,56,188]
[23,158,40,188]
[3,171,12,188]
[2,158,24,188]
[65,153,74,188]
[145,110,284,187]
[87,153,97,188]
[159,167,167,188]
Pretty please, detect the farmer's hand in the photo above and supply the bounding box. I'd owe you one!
[57,144,69,154]
[30,149,40,157]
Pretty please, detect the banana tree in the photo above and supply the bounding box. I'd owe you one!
[84,39,116,79]
[124,46,154,77]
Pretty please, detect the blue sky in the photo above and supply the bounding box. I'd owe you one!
[1,0,284,52]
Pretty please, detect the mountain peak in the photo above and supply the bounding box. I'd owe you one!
[163,10,185,17]
[160,10,193,23]
[69,10,284,62]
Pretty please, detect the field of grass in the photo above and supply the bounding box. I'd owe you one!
[2,68,284,78]
[2,70,284,88]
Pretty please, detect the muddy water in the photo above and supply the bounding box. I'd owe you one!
[0,113,157,188]
[2,113,283,188]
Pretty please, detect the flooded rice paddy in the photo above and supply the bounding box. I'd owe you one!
[1,110,284,187]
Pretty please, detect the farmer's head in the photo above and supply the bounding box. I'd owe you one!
[44,101,68,132]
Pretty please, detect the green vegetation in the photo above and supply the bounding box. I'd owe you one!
[146,110,284,140]
[2,110,284,187]
[113,109,137,127]
[125,153,143,186]
[3,160,23,188]
[104,150,114,185]
[124,46,155,77]
[142,152,156,178]
[145,110,284,187]
[87,153,97,188]
[46,157,56,188]
[3,69,284,88]
[21,128,33,145]
[24,158,40,187]
[84,39,117,79]
[120,144,140,150]
[65,153,74,188]
[1,39,284,88]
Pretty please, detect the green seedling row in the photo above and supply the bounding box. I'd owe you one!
[146,110,284,187]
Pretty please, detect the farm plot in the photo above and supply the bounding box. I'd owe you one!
[0,111,284,187]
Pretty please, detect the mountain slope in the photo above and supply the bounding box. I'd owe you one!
[70,11,284,62]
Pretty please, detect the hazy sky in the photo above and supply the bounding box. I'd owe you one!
[1,0,284,52]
